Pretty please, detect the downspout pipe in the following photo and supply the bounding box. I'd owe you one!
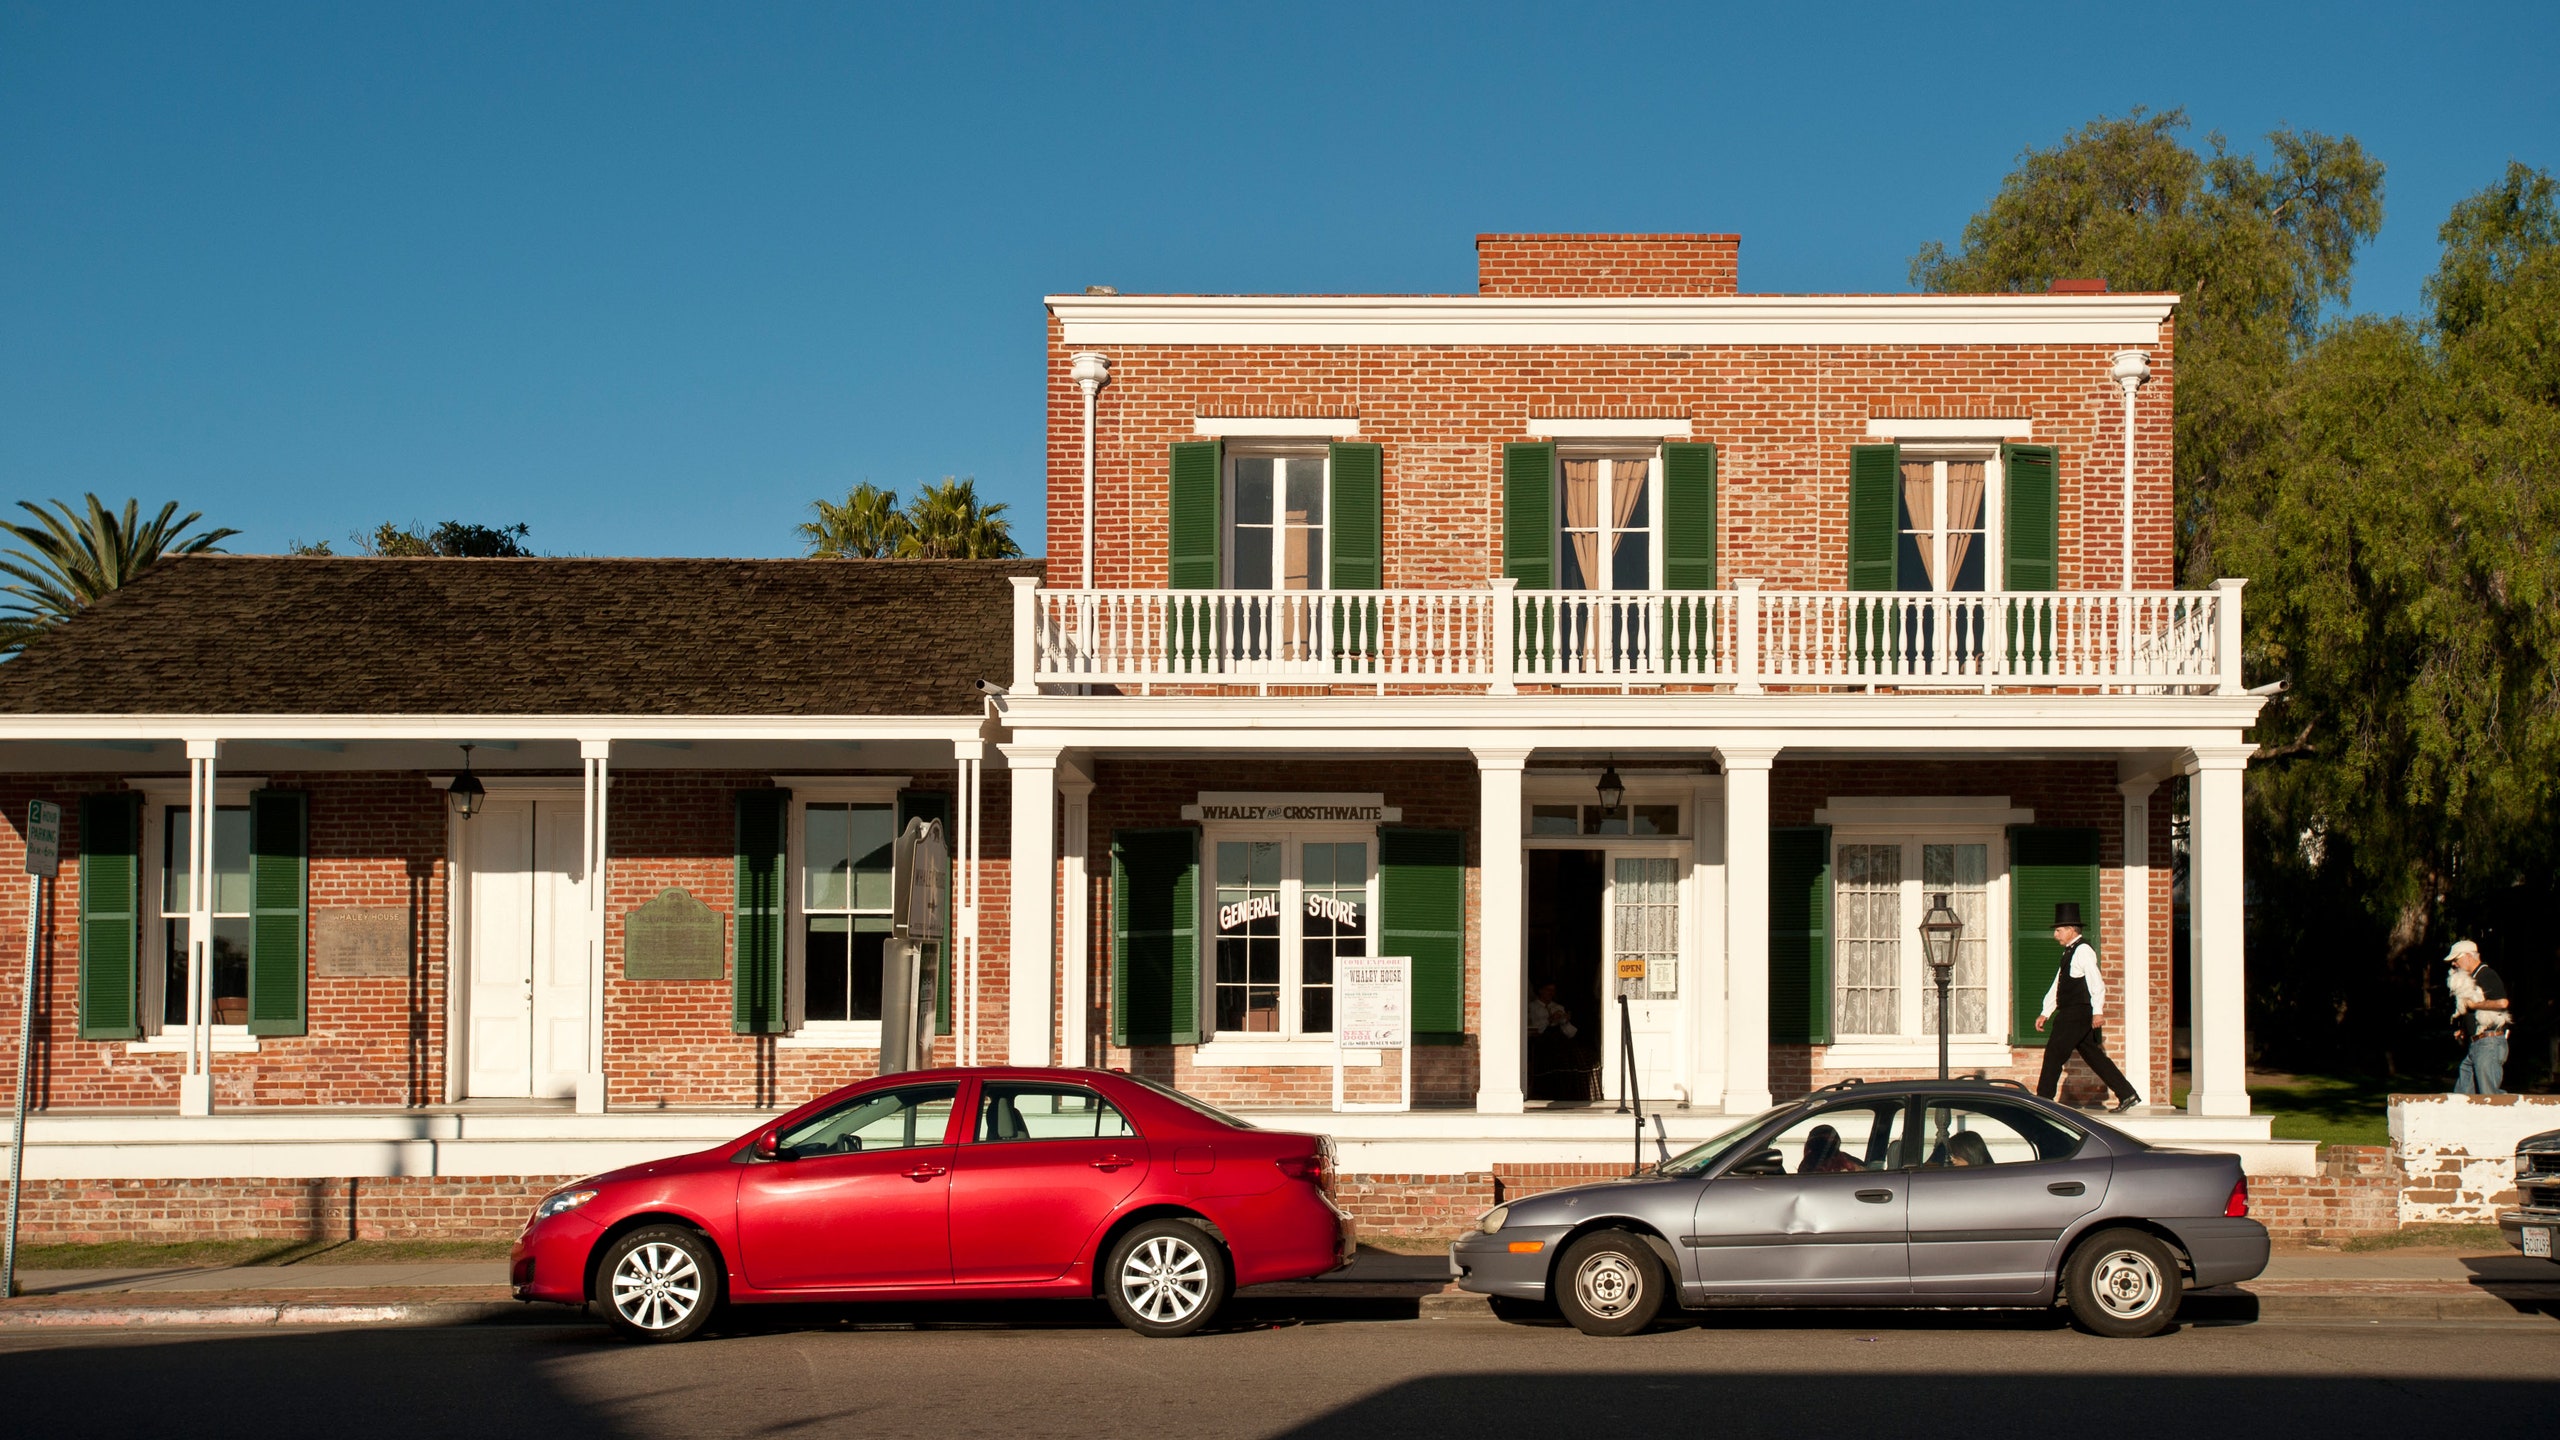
[2110,351,2151,589]
[1071,352,1112,587]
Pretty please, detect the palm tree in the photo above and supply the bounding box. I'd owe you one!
[800,484,912,559]
[0,495,239,650]
[896,477,1022,560]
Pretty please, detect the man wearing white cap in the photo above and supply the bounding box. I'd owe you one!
[2447,939,2511,1096]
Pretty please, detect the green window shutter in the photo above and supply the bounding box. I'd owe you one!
[1501,442,1556,589]
[898,789,954,1037]
[77,792,142,1041]
[2008,826,2100,1045]
[1168,440,1223,589]
[1112,828,1200,1047]
[1848,444,1899,592]
[1768,825,1833,1045]
[246,789,310,1037]
[2002,443,2059,591]
[1662,441,1719,590]
[1382,827,1466,1043]
[1328,441,1383,589]
[732,788,789,1035]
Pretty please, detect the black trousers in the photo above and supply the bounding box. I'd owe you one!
[2036,1010,2137,1102]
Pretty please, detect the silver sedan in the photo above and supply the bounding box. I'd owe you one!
[1450,1078,2268,1338]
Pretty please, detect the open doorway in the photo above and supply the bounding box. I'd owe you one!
[1527,849,1604,1101]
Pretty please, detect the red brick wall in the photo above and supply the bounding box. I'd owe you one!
[2248,1146,2402,1243]
[1088,757,1481,1109]
[1476,233,1741,297]
[1047,301,2176,595]
[7,1175,578,1243]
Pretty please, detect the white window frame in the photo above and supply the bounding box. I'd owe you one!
[1222,445,1331,592]
[1197,823,1379,1052]
[1555,445,1664,594]
[125,775,269,1054]
[1813,796,2028,1069]
[1893,442,2004,594]
[773,776,910,1050]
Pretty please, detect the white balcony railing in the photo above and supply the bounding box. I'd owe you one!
[1012,578,2243,696]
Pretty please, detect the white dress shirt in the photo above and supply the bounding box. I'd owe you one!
[2038,939,2107,1020]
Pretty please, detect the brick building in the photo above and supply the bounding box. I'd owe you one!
[0,233,2299,1243]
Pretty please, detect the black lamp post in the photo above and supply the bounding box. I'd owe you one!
[449,743,486,820]
[1919,892,1963,1079]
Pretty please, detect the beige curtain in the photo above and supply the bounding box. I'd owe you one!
[1945,461,1985,587]
[1610,459,1649,584]
[1563,458,1601,589]
[1899,460,1935,587]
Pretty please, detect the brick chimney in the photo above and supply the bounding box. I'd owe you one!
[1476,233,1741,297]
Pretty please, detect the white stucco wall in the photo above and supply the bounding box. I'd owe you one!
[2390,1093,2560,1225]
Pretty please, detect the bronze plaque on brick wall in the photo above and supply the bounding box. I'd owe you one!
[625,887,726,980]
[314,905,411,977]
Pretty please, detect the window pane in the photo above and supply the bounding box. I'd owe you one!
[1918,1099,2085,1167]
[1215,841,1283,1034]
[977,1084,1136,1142]
[1582,806,1629,836]
[1560,457,1601,592]
[1283,458,1322,518]
[1232,457,1275,590]
[1631,804,1680,837]
[1612,856,1679,998]
[163,807,251,916]
[805,916,851,1021]
[1610,459,1651,590]
[806,805,852,911]
[1300,842,1366,1034]
[1233,457,1275,525]
[848,804,895,911]
[1835,843,1903,1036]
[1922,843,1991,1035]
[778,1083,960,1158]
[1530,805,1581,836]
[1283,517,1319,591]
[1760,1102,1912,1174]
[1945,461,1987,594]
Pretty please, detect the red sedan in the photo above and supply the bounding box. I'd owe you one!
[511,1066,1354,1340]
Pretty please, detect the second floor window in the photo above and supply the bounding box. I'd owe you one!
[1560,453,1655,591]
[1898,455,1989,592]
[1227,453,1326,590]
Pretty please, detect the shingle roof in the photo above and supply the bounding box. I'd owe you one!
[0,556,1043,716]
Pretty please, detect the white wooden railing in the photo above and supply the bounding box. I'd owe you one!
[1012,577,2243,696]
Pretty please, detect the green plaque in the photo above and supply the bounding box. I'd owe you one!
[625,887,726,980]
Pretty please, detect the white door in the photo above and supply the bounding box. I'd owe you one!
[465,797,590,1100]
[1601,853,1683,1105]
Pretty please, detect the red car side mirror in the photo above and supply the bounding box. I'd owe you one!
[752,1129,783,1161]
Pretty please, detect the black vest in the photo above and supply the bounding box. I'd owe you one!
[2054,940,2095,1017]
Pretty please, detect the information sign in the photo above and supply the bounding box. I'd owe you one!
[1336,956,1409,1051]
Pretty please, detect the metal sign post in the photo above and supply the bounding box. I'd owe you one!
[1331,956,1411,1113]
[7,800,61,1299]
[880,818,949,1076]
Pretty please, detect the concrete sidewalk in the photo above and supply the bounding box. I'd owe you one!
[1,1249,2551,1329]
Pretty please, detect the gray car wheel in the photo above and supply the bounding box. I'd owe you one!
[2064,1228,2182,1338]
[1553,1231,1667,1337]
[596,1225,721,1343]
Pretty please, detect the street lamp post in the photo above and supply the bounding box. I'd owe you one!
[1920,893,1963,1080]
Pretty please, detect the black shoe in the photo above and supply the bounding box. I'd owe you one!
[2110,1094,2143,1114]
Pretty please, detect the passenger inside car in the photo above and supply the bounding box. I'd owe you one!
[1799,1124,1866,1174]
[1945,1131,1993,1167]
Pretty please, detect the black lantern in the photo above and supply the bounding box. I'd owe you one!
[1919,892,1963,1079]
[1595,763,1625,812]
[449,743,486,820]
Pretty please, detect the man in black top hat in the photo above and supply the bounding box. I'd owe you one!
[2034,901,2142,1113]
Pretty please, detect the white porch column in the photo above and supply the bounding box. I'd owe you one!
[2185,747,2253,1117]
[1472,747,1531,1114]
[179,739,220,1117]
[1004,745,1060,1065]
[1057,761,1096,1068]
[2118,777,2159,1105]
[1718,747,1779,1114]
[577,739,611,1115]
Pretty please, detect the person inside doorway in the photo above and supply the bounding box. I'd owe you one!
[1528,982,1585,1098]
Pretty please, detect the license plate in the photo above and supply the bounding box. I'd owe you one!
[2527,1227,2553,1258]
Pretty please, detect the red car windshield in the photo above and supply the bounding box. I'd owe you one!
[1118,1073,1258,1131]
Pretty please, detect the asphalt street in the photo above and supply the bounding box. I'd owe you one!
[4,1303,2555,1440]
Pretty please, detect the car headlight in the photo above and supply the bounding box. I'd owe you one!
[534,1188,598,1221]
[1479,1205,1510,1235]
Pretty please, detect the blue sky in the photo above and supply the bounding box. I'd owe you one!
[3,2,2552,558]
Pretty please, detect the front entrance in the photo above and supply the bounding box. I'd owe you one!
[463,795,591,1099]
[1528,848,1685,1105]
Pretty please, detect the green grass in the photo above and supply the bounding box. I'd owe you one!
[2341,1224,2506,1253]
[13,1238,515,1270]
[2170,1071,2394,1147]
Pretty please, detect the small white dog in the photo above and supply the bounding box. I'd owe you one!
[2447,962,2487,1024]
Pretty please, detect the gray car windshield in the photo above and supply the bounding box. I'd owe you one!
[1657,1106,1792,1176]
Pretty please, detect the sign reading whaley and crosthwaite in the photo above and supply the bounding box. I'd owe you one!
[1336,956,1409,1051]
[22,801,60,879]
[1180,792,1402,824]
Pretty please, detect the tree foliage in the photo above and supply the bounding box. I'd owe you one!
[0,495,239,650]
[1912,108,2385,580]
[344,520,535,557]
[800,478,1021,560]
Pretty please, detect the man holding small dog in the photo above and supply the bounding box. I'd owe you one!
[2447,939,2511,1095]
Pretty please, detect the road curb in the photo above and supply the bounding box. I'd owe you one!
[1418,1286,2559,1324]
[0,1301,563,1330]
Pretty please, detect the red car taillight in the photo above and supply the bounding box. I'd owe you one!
[2224,1176,2250,1218]
[1279,1140,1338,1198]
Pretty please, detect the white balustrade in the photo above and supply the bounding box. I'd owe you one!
[1026,585,2233,694]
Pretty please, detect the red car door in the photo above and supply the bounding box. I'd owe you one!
[736,1081,962,1290]
[948,1081,1150,1284]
